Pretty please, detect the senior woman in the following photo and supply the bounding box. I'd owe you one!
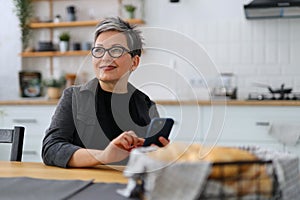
[42,17,168,168]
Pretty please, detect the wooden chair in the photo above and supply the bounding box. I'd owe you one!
[0,126,25,161]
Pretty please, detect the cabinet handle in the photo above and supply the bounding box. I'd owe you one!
[23,150,38,155]
[12,119,37,123]
[255,122,270,126]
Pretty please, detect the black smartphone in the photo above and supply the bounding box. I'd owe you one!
[143,117,174,147]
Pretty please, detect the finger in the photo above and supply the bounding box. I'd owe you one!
[131,136,143,147]
[125,132,144,146]
[137,138,145,146]
[158,136,170,147]
[126,130,137,137]
[114,134,132,150]
[114,139,128,150]
[124,133,142,149]
[123,135,136,149]
[117,132,144,149]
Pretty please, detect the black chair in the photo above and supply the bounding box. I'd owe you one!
[0,126,25,161]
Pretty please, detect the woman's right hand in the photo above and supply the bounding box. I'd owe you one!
[112,131,145,152]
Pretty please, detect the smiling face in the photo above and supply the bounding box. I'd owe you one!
[92,31,140,92]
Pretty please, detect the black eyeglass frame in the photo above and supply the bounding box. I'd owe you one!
[91,46,132,58]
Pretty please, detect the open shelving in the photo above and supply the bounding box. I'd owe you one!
[21,50,90,57]
[29,19,144,29]
[22,0,145,75]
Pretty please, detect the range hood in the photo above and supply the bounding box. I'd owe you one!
[244,0,300,19]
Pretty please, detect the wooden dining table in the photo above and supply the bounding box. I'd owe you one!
[0,161,128,183]
[0,161,135,199]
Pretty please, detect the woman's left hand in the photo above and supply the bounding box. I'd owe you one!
[157,136,170,147]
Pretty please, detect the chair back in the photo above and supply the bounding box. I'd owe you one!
[0,126,25,161]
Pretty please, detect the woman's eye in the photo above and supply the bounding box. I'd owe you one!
[111,48,122,54]
[95,48,104,53]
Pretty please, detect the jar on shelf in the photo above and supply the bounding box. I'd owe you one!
[66,6,77,21]
[65,73,77,88]
[54,15,61,23]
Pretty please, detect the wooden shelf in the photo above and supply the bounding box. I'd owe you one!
[29,19,144,29]
[20,50,90,57]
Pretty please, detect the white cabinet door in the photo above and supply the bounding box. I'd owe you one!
[0,105,56,162]
[156,105,203,142]
[202,105,300,152]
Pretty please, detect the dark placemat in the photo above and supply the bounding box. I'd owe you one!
[69,182,139,200]
[0,177,93,200]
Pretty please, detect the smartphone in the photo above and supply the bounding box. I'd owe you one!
[143,117,174,147]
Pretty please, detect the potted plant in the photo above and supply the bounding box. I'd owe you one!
[58,32,71,52]
[124,4,136,19]
[13,0,34,51]
[43,76,66,99]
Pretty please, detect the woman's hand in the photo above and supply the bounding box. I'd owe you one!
[112,131,144,151]
[158,136,170,147]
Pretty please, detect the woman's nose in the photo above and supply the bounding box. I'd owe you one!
[100,51,114,65]
[101,51,114,62]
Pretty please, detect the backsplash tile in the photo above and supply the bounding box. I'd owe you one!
[265,42,278,64]
[191,19,300,99]
[278,42,290,64]
[252,42,265,64]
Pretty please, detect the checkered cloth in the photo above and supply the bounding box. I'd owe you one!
[117,146,300,200]
[239,145,300,200]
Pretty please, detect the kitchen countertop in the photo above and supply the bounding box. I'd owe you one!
[1,98,300,106]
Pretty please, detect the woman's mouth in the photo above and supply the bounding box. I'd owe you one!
[100,65,116,71]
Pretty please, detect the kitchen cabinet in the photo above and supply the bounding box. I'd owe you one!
[158,105,203,142]
[0,105,56,162]
[22,0,144,75]
[1,100,300,162]
[160,104,300,155]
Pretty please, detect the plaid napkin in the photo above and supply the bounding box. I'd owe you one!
[239,145,300,200]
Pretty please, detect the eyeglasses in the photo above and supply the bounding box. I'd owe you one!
[91,46,131,58]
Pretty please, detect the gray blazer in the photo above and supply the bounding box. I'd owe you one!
[42,78,159,168]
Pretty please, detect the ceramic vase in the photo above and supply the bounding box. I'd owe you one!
[47,87,61,99]
[59,41,69,52]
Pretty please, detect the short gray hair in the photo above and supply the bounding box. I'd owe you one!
[94,17,143,57]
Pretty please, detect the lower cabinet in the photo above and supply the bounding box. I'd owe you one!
[160,104,300,157]
[156,105,203,143]
[0,105,56,162]
[1,103,300,163]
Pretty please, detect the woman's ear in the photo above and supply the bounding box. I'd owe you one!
[131,55,140,71]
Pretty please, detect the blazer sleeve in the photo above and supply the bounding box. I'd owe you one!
[42,87,81,168]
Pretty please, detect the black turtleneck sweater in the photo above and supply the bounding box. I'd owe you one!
[95,83,156,141]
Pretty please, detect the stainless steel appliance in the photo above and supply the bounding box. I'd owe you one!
[244,0,300,19]
[212,73,238,99]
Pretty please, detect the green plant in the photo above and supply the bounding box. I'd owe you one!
[124,4,136,12]
[59,32,71,42]
[13,0,34,50]
[124,4,136,19]
[43,76,66,88]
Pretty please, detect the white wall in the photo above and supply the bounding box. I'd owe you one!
[1,0,300,100]
[0,0,21,100]
[141,0,300,99]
